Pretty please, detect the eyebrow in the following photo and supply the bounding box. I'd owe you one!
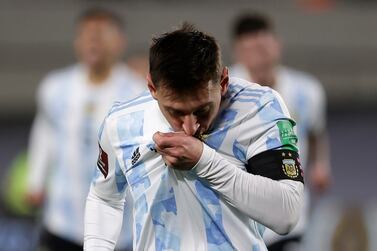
[166,102,213,114]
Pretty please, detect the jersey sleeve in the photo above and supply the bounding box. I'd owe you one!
[191,88,304,233]
[91,116,128,202]
[84,117,128,251]
[27,76,56,194]
[238,89,299,160]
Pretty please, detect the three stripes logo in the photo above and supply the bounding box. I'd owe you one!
[131,147,141,165]
[97,143,109,178]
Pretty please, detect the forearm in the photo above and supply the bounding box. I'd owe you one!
[308,132,331,166]
[84,186,125,251]
[27,114,52,194]
[192,144,304,235]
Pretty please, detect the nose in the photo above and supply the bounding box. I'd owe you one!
[182,115,199,136]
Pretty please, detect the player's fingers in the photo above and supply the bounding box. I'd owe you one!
[153,131,183,148]
[155,144,168,155]
[155,144,181,158]
[154,144,162,153]
[163,155,180,167]
[152,132,161,144]
[160,131,186,137]
[153,132,172,148]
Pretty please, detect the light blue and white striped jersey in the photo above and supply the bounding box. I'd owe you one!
[28,63,145,245]
[93,77,296,251]
[230,64,326,244]
[230,65,326,168]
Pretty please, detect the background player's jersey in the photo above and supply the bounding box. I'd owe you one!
[230,64,326,244]
[92,77,298,251]
[27,63,145,244]
[274,67,326,168]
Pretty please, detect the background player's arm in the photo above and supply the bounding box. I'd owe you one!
[84,118,127,251]
[308,131,331,192]
[26,78,55,206]
[307,82,331,193]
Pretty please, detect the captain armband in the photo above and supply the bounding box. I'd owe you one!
[246,149,304,183]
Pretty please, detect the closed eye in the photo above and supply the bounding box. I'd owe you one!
[168,108,185,117]
[194,106,211,117]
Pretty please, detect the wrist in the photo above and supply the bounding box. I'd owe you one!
[192,143,216,173]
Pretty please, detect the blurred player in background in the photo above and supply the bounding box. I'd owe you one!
[230,12,331,251]
[126,52,149,80]
[84,23,304,251]
[26,8,145,251]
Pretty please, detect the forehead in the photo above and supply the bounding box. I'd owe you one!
[158,82,220,109]
[237,31,275,44]
[78,18,119,32]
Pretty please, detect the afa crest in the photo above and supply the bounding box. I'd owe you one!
[282,159,299,179]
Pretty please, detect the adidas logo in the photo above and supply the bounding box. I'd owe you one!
[131,147,141,165]
[148,146,157,153]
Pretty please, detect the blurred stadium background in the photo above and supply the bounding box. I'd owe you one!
[0,0,376,250]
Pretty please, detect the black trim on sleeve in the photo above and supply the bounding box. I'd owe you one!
[246,149,304,183]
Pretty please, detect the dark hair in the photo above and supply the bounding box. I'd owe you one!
[76,7,124,31]
[232,12,274,39]
[149,23,222,93]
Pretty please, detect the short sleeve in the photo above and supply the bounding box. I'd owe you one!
[237,90,299,161]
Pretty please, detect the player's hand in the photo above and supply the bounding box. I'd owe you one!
[25,192,44,207]
[310,162,331,194]
[153,131,203,170]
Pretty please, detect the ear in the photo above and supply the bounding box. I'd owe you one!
[147,74,158,100]
[220,67,229,96]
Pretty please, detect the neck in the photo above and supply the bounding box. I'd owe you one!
[88,64,113,85]
[262,74,277,89]
[249,68,278,89]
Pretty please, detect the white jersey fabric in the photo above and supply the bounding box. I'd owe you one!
[27,63,145,245]
[230,64,326,244]
[85,77,304,251]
